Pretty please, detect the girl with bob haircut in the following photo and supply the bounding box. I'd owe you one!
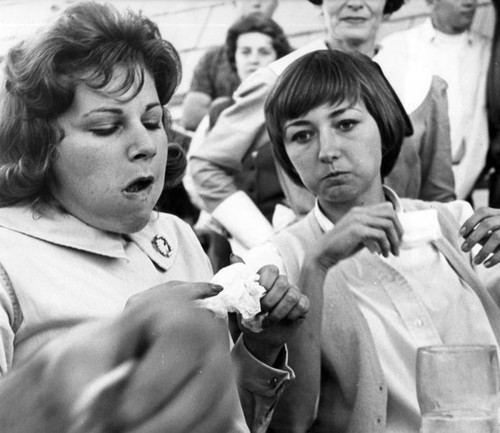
[242,49,500,432]
[266,49,411,185]
[0,2,309,432]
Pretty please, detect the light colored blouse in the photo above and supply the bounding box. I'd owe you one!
[244,187,500,432]
[0,204,291,433]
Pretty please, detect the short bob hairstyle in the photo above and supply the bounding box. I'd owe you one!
[307,0,405,15]
[225,12,293,72]
[0,1,183,208]
[265,49,413,186]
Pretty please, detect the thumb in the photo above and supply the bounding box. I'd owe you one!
[187,282,224,300]
[229,253,245,265]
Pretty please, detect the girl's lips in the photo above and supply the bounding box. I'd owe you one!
[124,176,155,193]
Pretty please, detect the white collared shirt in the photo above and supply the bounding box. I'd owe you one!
[0,205,214,371]
[244,187,500,432]
[377,19,492,199]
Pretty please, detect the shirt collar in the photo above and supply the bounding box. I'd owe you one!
[313,185,402,233]
[313,186,440,248]
[422,17,474,45]
[0,205,177,271]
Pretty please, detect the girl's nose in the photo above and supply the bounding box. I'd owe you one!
[127,125,158,161]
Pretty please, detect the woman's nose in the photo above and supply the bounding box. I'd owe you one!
[127,125,158,161]
[247,51,260,64]
[344,0,365,11]
[318,130,341,162]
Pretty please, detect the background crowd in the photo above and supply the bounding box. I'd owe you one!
[0,0,499,432]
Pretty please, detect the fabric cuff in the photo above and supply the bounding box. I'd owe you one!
[212,191,274,249]
[231,336,294,398]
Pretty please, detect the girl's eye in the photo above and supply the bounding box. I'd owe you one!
[338,119,357,131]
[291,130,314,143]
[143,121,162,131]
[90,125,119,137]
[258,48,274,57]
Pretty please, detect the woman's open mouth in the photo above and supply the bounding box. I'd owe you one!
[124,176,155,194]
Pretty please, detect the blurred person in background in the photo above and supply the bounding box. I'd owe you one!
[487,0,500,207]
[189,0,455,257]
[180,0,280,132]
[378,0,490,201]
[185,12,293,269]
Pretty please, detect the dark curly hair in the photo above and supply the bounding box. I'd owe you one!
[0,1,185,208]
[307,0,405,15]
[226,12,292,72]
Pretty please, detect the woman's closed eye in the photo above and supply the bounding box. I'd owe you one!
[90,124,120,137]
[89,118,162,137]
[143,120,162,131]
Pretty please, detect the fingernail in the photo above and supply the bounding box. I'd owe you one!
[461,242,469,252]
[473,255,482,265]
[211,284,223,293]
[459,226,466,235]
[485,260,492,268]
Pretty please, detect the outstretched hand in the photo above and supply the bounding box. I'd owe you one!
[0,282,243,433]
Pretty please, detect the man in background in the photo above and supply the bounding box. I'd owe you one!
[379,0,491,201]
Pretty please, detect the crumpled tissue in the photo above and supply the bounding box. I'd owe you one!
[198,263,267,332]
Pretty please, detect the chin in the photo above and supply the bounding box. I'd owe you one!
[122,213,154,234]
[322,186,359,204]
[100,208,153,235]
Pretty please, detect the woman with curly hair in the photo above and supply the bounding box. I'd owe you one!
[0,2,308,431]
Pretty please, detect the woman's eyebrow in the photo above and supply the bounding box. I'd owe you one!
[285,119,310,130]
[83,107,122,118]
[82,102,161,118]
[285,106,353,130]
[327,106,350,118]
[145,102,162,112]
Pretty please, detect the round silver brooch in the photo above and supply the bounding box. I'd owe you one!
[152,235,172,257]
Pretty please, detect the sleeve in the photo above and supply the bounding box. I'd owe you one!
[242,242,286,275]
[0,263,21,376]
[231,337,293,433]
[189,47,219,97]
[267,257,324,432]
[189,67,277,211]
[417,76,457,202]
[189,68,279,249]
